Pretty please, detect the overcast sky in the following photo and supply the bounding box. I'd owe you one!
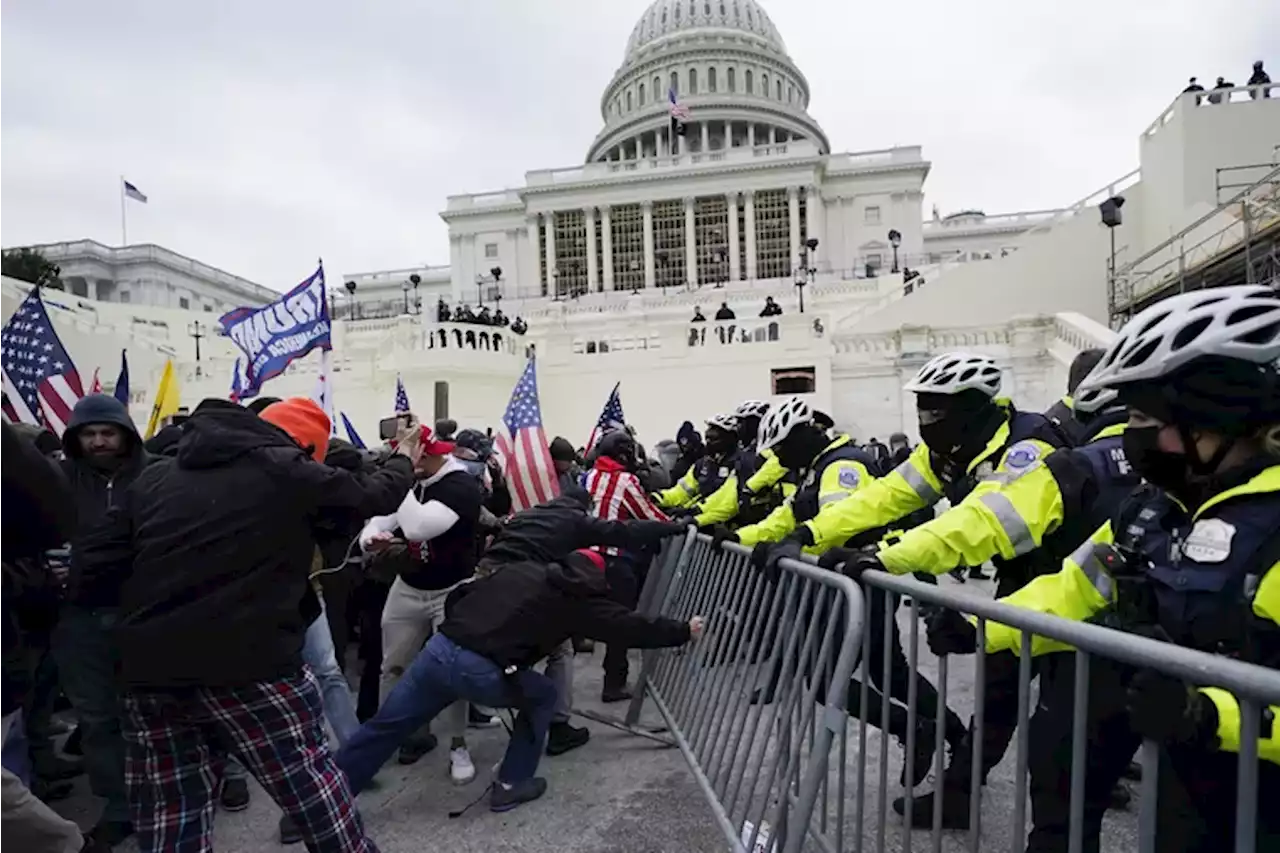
[2,0,1274,291]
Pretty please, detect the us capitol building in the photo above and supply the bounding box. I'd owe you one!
[5,0,1278,446]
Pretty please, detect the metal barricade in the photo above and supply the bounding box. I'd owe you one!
[844,569,1280,853]
[586,530,866,853]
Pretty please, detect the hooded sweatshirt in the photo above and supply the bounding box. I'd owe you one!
[73,400,414,688]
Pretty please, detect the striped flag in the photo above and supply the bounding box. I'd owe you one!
[123,179,148,203]
[586,382,625,451]
[113,349,130,405]
[394,374,411,413]
[89,368,103,394]
[229,358,245,402]
[668,86,691,121]
[340,412,366,449]
[1,289,85,434]
[499,356,559,512]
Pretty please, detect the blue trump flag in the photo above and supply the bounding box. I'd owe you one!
[340,412,366,449]
[112,349,130,405]
[220,264,331,397]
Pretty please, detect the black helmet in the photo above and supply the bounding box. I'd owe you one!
[596,429,638,470]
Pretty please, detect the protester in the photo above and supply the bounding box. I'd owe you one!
[759,296,782,317]
[549,436,583,492]
[691,307,706,323]
[1249,60,1271,97]
[714,302,736,321]
[74,397,418,852]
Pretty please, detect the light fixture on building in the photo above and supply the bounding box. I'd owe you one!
[401,279,411,315]
[1099,196,1125,312]
[344,280,358,320]
[795,238,818,314]
[888,229,902,273]
[409,273,421,313]
[187,320,206,377]
[490,267,503,310]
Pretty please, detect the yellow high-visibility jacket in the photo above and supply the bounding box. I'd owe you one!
[694,450,787,527]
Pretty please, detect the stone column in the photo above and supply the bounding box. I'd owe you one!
[769,126,777,145]
[724,119,732,149]
[700,122,710,153]
[601,205,615,292]
[585,206,598,292]
[807,186,824,265]
[543,213,557,297]
[727,192,741,282]
[524,217,539,297]
[748,123,756,148]
[684,196,698,286]
[642,201,655,291]
[744,191,757,280]
[787,187,801,274]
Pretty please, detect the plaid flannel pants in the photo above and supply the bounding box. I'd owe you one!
[122,667,378,853]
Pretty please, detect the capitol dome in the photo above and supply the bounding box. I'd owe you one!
[586,0,828,163]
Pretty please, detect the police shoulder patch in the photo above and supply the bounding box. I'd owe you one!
[837,465,861,490]
[1003,441,1042,472]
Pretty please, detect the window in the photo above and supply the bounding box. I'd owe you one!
[695,196,730,286]
[552,210,588,298]
[638,82,646,105]
[484,242,498,258]
[652,200,687,289]
[745,69,753,94]
[788,85,794,103]
[708,67,717,92]
[674,2,680,20]
[864,205,881,225]
[654,75,661,98]
[670,71,679,95]
[754,189,792,279]
[119,291,131,304]
[626,90,632,111]
[612,204,644,291]
[688,67,698,94]
[771,366,816,395]
[728,67,736,92]
[775,79,782,100]
[761,72,769,95]
[203,304,214,312]
[179,296,190,309]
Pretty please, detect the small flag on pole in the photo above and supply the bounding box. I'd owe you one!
[586,382,625,452]
[229,358,245,402]
[499,356,560,512]
[89,368,103,394]
[341,412,366,449]
[394,374,411,413]
[122,180,148,203]
[144,359,180,439]
[113,350,130,405]
[311,350,337,436]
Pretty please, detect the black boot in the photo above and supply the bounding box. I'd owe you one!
[898,721,938,788]
[396,732,438,765]
[600,684,632,703]
[967,566,990,581]
[892,780,973,830]
[546,721,591,756]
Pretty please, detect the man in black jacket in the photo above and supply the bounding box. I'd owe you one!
[2,422,109,853]
[75,398,419,853]
[335,546,700,813]
[51,393,153,845]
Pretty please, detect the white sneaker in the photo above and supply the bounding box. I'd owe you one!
[450,746,476,786]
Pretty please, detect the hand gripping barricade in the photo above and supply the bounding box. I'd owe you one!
[589,532,1280,853]
[580,529,867,853]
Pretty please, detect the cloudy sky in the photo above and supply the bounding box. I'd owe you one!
[2,0,1274,290]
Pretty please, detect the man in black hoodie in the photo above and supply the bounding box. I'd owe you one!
[74,398,418,853]
[50,393,153,845]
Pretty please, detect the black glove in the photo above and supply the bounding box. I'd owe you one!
[1126,669,1218,748]
[816,546,882,581]
[751,537,804,583]
[711,525,739,551]
[924,608,978,656]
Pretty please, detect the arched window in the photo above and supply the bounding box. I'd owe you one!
[787,85,794,103]
[626,90,632,111]
[638,82,646,105]
[654,75,662,98]
[674,3,681,20]
[670,71,679,95]
[708,67,717,92]
[761,72,769,95]
[688,67,698,94]
[689,0,696,17]
[661,7,667,23]
[728,67,736,92]
[745,69,753,94]
[776,79,782,100]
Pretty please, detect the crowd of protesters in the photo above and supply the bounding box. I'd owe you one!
[435,299,528,335]
[1182,60,1270,102]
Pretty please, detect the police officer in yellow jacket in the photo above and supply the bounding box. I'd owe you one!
[715,397,969,782]
[656,414,740,513]
[929,285,1280,852]
[692,400,790,528]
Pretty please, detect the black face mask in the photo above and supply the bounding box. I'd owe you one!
[1122,426,1190,495]
[705,429,736,457]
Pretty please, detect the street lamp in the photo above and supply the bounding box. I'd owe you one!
[409,273,421,314]
[628,259,642,295]
[795,237,818,314]
[344,280,358,320]
[187,320,205,377]
[1099,196,1125,321]
[489,266,503,312]
[888,229,902,273]
[711,249,725,288]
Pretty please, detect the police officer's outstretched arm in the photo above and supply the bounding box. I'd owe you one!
[692,474,741,527]
[875,438,1061,577]
[806,442,941,549]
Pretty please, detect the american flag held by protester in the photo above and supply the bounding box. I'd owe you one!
[586,382,625,452]
[498,356,559,512]
[394,374,411,413]
[1,288,85,434]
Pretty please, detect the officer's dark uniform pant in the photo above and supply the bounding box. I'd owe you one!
[1025,653,1280,853]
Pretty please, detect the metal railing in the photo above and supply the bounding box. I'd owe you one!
[614,532,1279,852]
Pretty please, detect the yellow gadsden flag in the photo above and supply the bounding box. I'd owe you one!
[144,359,181,439]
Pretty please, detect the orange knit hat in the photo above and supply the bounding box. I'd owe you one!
[259,398,330,462]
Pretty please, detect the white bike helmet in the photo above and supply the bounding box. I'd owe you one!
[904,352,1003,397]
[757,397,813,452]
[735,399,771,418]
[1076,285,1280,397]
[1070,380,1119,416]
[705,413,739,432]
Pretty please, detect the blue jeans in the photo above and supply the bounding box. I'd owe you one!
[2,712,32,785]
[52,605,129,822]
[336,634,556,793]
[303,606,360,747]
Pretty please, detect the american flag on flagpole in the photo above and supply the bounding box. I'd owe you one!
[1,289,85,434]
[394,374,411,413]
[89,368,103,394]
[668,86,691,121]
[586,382,625,451]
[499,356,560,512]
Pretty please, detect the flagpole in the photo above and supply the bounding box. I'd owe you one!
[119,175,127,246]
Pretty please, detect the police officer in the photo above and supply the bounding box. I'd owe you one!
[881,363,1141,827]
[1042,348,1105,445]
[929,285,1280,852]
[657,414,740,514]
[693,400,790,529]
